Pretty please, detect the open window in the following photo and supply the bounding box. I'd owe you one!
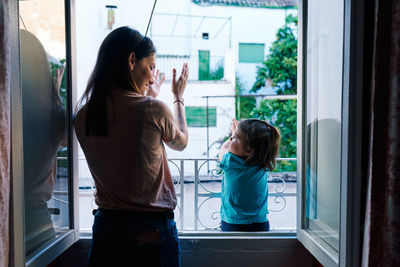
[10,0,79,265]
[8,0,365,265]
[296,0,363,266]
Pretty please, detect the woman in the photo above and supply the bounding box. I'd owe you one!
[74,27,188,267]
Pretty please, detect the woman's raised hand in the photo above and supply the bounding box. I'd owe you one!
[146,68,165,98]
[172,63,189,100]
[53,65,65,105]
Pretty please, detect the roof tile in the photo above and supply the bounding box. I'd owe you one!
[191,0,297,8]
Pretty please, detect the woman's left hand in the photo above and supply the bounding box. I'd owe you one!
[146,69,165,98]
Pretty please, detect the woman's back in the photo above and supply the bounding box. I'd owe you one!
[75,89,177,212]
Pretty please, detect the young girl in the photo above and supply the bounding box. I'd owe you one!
[218,118,281,231]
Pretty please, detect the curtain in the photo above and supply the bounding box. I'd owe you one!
[0,0,10,266]
[362,0,400,266]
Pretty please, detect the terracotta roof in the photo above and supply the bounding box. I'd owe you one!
[191,0,297,8]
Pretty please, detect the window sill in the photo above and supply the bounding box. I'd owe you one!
[79,230,296,240]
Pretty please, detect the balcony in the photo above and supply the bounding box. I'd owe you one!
[51,157,297,232]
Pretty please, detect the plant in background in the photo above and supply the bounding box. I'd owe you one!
[209,61,224,80]
[252,14,297,95]
[235,76,256,119]
[251,99,297,171]
[250,14,298,172]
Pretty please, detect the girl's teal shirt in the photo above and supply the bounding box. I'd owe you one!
[220,152,269,224]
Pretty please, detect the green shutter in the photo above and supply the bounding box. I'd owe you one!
[239,43,265,63]
[185,106,217,127]
[198,50,210,80]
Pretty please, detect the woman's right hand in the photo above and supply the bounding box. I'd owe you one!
[172,63,189,100]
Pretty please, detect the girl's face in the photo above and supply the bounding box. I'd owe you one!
[229,128,250,159]
[130,53,156,95]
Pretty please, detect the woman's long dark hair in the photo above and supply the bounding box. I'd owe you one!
[78,27,156,137]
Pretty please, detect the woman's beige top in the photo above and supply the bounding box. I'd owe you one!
[74,90,177,212]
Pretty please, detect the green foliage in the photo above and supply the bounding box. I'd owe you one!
[250,99,297,159]
[250,14,298,172]
[235,77,256,119]
[209,63,224,80]
[252,14,297,94]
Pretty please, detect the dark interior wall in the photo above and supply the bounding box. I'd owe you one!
[48,238,314,267]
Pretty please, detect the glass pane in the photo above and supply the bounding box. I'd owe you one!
[19,0,70,255]
[303,0,344,255]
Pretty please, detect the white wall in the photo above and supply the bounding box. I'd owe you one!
[190,4,293,90]
[76,0,296,95]
[75,0,162,99]
[75,0,296,162]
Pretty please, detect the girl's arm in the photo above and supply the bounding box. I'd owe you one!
[218,138,230,162]
[218,119,238,161]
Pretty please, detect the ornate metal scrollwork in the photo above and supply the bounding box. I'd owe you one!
[268,177,287,212]
[168,159,182,190]
[197,160,223,194]
[197,197,221,230]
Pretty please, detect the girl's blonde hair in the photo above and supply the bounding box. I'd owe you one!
[238,119,281,170]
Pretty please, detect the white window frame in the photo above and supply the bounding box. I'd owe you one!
[296,0,364,266]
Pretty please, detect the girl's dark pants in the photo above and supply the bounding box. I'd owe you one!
[88,209,180,267]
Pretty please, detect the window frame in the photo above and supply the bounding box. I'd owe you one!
[8,0,366,265]
[296,0,364,266]
[10,0,80,266]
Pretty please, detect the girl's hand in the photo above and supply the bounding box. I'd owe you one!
[172,63,189,100]
[230,118,238,135]
[146,69,165,98]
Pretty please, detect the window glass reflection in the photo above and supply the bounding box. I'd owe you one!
[304,0,344,254]
[19,0,69,255]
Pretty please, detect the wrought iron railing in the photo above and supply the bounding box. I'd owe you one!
[54,157,297,231]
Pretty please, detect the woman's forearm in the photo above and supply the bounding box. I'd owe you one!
[167,63,189,151]
[166,98,188,151]
[173,99,188,137]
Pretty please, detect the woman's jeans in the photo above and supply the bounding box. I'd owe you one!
[220,220,270,232]
[88,209,180,267]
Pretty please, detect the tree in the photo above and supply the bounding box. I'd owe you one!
[252,14,297,95]
[251,14,298,171]
[235,76,256,120]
